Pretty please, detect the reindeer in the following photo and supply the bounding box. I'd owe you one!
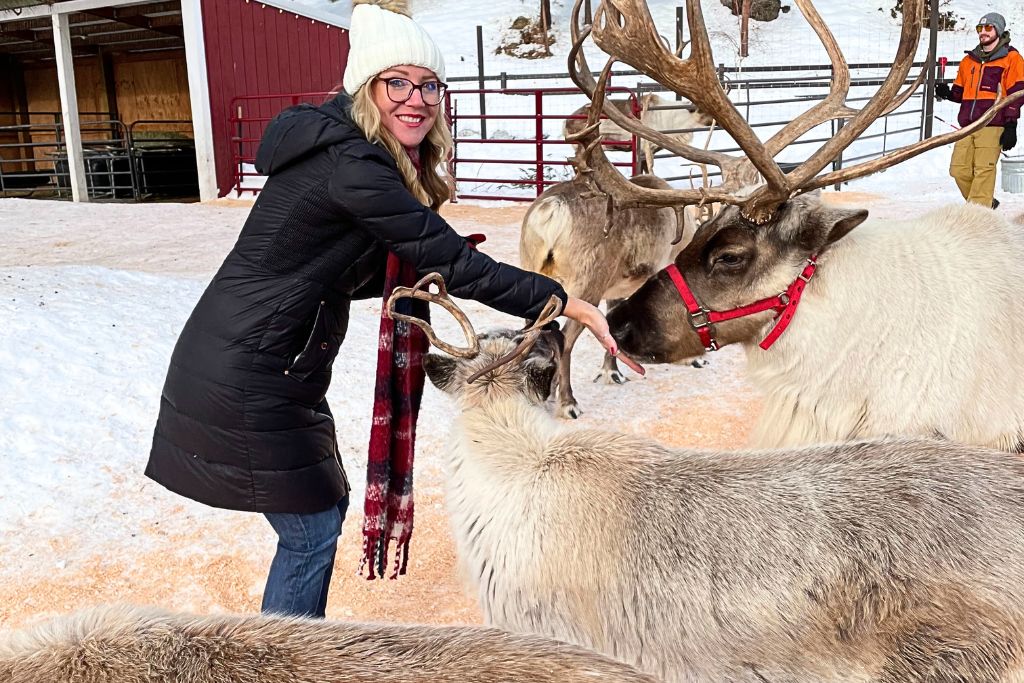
[0,604,658,683]
[566,0,1024,449]
[519,172,696,418]
[385,274,1024,683]
[562,92,713,173]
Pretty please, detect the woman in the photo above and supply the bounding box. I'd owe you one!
[145,0,616,618]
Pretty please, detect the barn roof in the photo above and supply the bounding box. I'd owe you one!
[0,0,348,61]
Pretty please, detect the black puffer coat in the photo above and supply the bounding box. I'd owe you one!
[146,93,567,514]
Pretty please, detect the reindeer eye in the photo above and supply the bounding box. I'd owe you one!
[714,252,745,267]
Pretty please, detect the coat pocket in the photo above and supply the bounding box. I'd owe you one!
[980,65,1004,93]
[285,300,333,381]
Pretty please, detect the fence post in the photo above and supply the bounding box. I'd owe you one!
[476,25,487,139]
[923,0,939,139]
[235,104,244,194]
[832,118,844,191]
[445,93,458,203]
[535,90,545,197]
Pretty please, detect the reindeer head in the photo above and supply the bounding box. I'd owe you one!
[607,192,867,363]
[424,328,564,408]
[565,0,1021,362]
[565,0,1023,222]
[386,274,565,409]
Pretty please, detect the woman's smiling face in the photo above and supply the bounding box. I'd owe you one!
[371,65,441,149]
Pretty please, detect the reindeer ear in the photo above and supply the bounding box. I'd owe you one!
[423,354,458,392]
[523,330,562,401]
[793,203,868,252]
[525,361,557,401]
[822,207,868,247]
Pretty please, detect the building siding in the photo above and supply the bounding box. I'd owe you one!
[201,0,348,196]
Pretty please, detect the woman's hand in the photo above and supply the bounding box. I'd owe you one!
[563,296,616,355]
[562,297,645,376]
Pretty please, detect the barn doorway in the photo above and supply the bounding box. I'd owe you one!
[0,0,199,200]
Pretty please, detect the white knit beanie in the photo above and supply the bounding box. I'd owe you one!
[343,0,446,96]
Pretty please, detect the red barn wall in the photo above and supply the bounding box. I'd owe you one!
[201,0,349,196]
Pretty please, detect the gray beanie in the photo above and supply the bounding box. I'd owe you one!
[977,12,1007,36]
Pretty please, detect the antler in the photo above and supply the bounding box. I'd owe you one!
[385,272,480,358]
[567,1,750,186]
[762,0,928,158]
[465,296,564,384]
[568,0,1024,224]
[566,6,753,210]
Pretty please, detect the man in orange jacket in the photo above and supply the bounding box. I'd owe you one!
[936,12,1024,209]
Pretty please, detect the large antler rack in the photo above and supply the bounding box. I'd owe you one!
[568,0,1024,224]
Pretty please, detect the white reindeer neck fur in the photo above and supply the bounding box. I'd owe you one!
[746,202,1024,449]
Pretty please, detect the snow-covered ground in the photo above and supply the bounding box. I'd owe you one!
[3,0,1024,629]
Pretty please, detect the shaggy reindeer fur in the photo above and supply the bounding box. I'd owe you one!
[0,604,659,682]
[425,330,1024,682]
[610,199,1024,451]
[520,173,695,418]
[746,203,1024,449]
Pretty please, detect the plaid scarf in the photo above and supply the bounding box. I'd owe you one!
[360,146,486,579]
[360,250,429,580]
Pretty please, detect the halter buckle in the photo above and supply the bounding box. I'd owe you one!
[797,257,817,283]
[688,309,711,330]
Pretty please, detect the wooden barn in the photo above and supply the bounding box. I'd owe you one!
[0,0,350,201]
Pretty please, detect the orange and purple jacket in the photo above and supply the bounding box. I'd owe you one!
[948,40,1024,128]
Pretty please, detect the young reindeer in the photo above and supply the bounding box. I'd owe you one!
[569,0,1024,449]
[388,275,1024,683]
[519,172,695,419]
[0,604,658,683]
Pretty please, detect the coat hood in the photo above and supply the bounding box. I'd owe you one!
[255,93,364,176]
[967,36,1015,63]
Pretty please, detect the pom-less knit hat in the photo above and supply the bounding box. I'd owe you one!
[343,0,446,96]
[977,12,1007,36]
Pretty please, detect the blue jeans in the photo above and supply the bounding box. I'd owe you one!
[261,494,349,618]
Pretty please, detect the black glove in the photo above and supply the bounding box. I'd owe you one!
[1001,121,1017,151]
[934,82,951,100]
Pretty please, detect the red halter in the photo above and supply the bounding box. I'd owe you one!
[664,256,818,352]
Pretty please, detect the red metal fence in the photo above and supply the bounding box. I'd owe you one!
[446,86,638,202]
[228,87,638,200]
[229,90,338,195]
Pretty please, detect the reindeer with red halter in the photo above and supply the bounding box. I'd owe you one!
[570,0,1024,451]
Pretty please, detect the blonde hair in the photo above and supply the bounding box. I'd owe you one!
[350,85,454,211]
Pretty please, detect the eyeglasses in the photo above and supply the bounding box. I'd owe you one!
[375,77,448,106]
[976,24,996,33]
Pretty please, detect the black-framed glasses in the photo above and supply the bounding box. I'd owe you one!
[375,77,448,106]
[976,23,995,33]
